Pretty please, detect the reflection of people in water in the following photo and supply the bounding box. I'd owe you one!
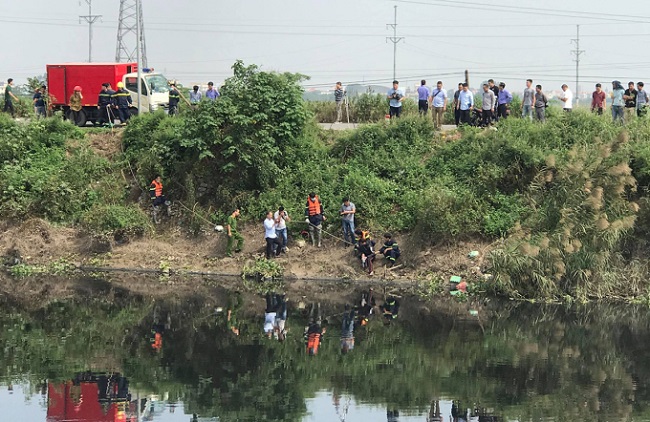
[428,399,443,422]
[226,292,243,336]
[452,401,467,422]
[274,294,288,341]
[305,303,326,356]
[151,307,172,352]
[387,409,400,422]
[264,291,280,338]
[380,296,400,322]
[357,289,376,326]
[340,305,356,353]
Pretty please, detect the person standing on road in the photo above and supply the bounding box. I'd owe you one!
[339,197,356,247]
[33,86,46,118]
[637,82,649,117]
[387,80,405,119]
[168,83,180,116]
[481,83,496,127]
[429,81,448,129]
[611,80,625,123]
[623,81,637,122]
[457,83,474,125]
[453,82,462,126]
[114,82,133,124]
[559,84,573,112]
[522,79,535,120]
[264,211,282,259]
[205,81,220,100]
[417,79,430,116]
[274,206,290,253]
[189,85,202,104]
[534,84,548,122]
[591,83,606,115]
[225,208,244,257]
[4,78,19,117]
[497,82,513,120]
[334,81,345,123]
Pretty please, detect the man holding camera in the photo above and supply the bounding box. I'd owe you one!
[387,80,405,119]
[274,206,291,253]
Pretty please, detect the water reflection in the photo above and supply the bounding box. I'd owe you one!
[3,275,650,421]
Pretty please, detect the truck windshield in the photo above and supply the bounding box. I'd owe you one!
[145,75,169,94]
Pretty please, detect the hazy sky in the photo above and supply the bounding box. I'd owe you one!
[1,0,646,94]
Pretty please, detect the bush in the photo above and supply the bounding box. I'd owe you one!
[81,204,151,236]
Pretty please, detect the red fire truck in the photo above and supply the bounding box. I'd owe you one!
[47,62,170,126]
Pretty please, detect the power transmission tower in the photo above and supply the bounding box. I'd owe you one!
[571,25,585,103]
[79,0,102,62]
[386,5,404,81]
[116,0,148,66]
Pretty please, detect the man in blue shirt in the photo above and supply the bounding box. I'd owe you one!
[387,80,405,119]
[32,86,46,118]
[205,81,219,100]
[497,82,513,120]
[417,80,430,115]
[429,80,448,129]
[456,83,473,125]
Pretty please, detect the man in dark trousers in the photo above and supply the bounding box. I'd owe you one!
[168,83,180,116]
[114,81,132,124]
[305,192,326,247]
[96,83,115,126]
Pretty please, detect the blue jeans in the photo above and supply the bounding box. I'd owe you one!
[275,228,287,249]
[612,105,624,123]
[522,104,533,120]
[342,220,355,244]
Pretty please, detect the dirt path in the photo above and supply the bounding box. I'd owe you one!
[0,218,492,284]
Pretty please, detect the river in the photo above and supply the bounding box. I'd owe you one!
[1,274,649,421]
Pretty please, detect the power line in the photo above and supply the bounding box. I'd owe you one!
[78,0,102,62]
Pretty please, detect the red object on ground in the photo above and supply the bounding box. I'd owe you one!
[457,281,468,292]
[47,62,137,107]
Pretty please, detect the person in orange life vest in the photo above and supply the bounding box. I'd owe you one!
[304,302,326,356]
[353,228,371,257]
[305,192,326,247]
[357,236,376,276]
[149,175,171,221]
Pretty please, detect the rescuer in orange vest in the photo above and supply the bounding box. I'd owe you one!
[304,302,326,356]
[149,174,171,223]
[304,192,326,247]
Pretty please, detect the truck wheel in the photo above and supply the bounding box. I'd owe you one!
[66,110,87,127]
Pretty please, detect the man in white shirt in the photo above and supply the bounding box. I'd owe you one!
[264,211,282,259]
[560,84,573,112]
[273,206,291,253]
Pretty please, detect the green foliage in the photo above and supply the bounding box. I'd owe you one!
[80,204,151,236]
[242,256,284,279]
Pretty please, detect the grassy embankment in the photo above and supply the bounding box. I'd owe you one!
[2,61,650,300]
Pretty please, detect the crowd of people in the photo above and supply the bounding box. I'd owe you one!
[223,192,403,275]
[330,78,650,127]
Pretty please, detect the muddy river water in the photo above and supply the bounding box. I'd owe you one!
[1,275,650,421]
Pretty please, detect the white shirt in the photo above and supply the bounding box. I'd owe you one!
[273,210,289,230]
[264,312,276,333]
[561,89,573,109]
[264,218,277,238]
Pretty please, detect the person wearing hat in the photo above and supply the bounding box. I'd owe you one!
[497,82,512,120]
[205,81,220,100]
[69,85,84,126]
[168,83,180,116]
[114,81,133,124]
[189,85,202,104]
[96,82,115,126]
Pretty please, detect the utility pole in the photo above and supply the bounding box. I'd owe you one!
[386,5,404,81]
[571,25,585,104]
[79,0,102,62]
[136,0,142,114]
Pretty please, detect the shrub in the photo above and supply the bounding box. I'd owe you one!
[80,204,151,236]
